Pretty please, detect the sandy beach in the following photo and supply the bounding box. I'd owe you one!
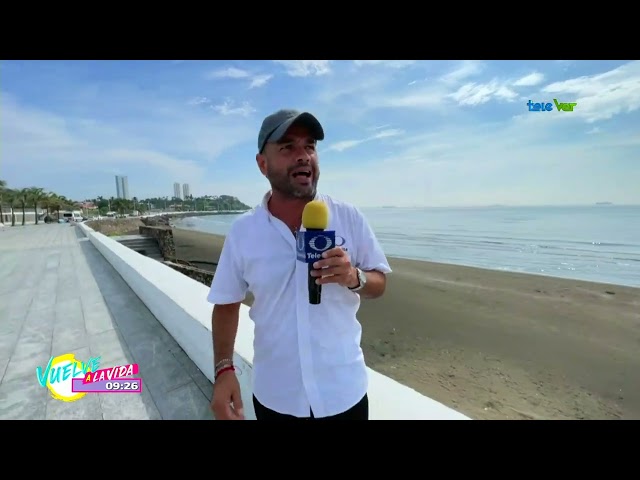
[173,227,640,420]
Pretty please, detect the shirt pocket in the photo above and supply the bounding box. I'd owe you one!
[243,247,296,300]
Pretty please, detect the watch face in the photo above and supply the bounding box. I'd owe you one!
[358,268,366,285]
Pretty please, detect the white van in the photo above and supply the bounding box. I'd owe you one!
[60,210,84,222]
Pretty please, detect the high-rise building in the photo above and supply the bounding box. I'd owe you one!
[115,175,130,200]
[173,182,182,200]
[122,176,129,200]
[183,183,190,199]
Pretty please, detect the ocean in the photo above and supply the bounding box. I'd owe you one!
[172,204,640,288]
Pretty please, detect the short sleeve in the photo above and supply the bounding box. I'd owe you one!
[352,208,392,275]
[206,225,249,305]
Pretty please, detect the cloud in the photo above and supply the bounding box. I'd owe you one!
[319,115,640,207]
[211,99,256,117]
[0,89,255,199]
[2,60,638,208]
[353,60,416,69]
[440,60,485,84]
[312,62,640,206]
[325,128,404,152]
[449,80,519,106]
[446,68,545,107]
[249,74,273,89]
[372,128,403,139]
[363,61,491,110]
[188,97,256,117]
[376,87,446,109]
[513,72,545,87]
[102,148,205,179]
[187,96,210,106]
[324,140,363,153]
[273,60,331,77]
[206,66,273,89]
[359,60,640,118]
[555,60,576,70]
[206,67,250,79]
[541,60,640,122]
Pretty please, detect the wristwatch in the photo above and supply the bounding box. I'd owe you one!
[348,267,366,292]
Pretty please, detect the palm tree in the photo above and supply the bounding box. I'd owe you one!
[0,179,7,226]
[136,202,147,214]
[111,198,130,215]
[47,194,59,221]
[28,187,45,225]
[15,188,31,226]
[40,192,56,221]
[4,189,18,226]
[0,181,84,227]
[48,194,73,221]
[59,196,74,215]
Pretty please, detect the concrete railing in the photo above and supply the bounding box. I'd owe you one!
[78,222,470,420]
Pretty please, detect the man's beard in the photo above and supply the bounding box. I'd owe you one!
[267,167,319,200]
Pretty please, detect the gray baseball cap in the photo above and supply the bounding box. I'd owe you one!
[258,109,325,153]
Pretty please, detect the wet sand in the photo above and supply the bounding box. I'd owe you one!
[173,227,640,420]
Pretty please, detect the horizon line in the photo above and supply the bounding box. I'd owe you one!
[361,203,640,209]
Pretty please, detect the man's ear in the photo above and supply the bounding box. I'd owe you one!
[256,153,267,176]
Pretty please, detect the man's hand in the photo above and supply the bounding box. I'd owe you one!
[211,370,245,420]
[310,247,358,288]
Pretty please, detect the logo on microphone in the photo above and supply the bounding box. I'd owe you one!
[309,235,333,251]
[296,230,336,263]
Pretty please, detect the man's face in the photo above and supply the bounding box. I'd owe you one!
[257,123,320,200]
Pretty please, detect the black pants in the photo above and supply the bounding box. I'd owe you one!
[253,394,368,420]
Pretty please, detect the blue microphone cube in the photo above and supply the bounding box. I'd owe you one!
[296,230,336,263]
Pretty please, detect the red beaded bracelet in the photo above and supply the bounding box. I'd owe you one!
[215,365,235,380]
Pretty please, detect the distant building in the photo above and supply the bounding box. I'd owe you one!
[173,182,182,200]
[76,202,98,210]
[115,175,129,199]
[183,183,190,199]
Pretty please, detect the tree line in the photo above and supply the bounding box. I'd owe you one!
[0,179,252,226]
[0,179,77,226]
[89,194,250,216]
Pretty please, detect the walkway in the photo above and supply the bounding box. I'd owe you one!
[0,223,213,420]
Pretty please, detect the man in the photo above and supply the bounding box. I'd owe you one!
[207,109,392,420]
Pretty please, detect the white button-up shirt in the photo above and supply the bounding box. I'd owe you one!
[207,191,392,418]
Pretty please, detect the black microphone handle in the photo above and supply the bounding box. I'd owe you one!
[308,262,321,304]
[305,228,323,305]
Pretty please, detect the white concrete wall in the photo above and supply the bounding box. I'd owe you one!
[1,209,44,226]
[78,223,470,420]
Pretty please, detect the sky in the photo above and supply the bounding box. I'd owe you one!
[1,59,639,208]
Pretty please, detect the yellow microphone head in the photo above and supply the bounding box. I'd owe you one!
[302,200,329,230]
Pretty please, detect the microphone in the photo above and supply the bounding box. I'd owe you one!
[296,200,334,305]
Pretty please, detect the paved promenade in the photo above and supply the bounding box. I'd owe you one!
[0,223,213,420]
